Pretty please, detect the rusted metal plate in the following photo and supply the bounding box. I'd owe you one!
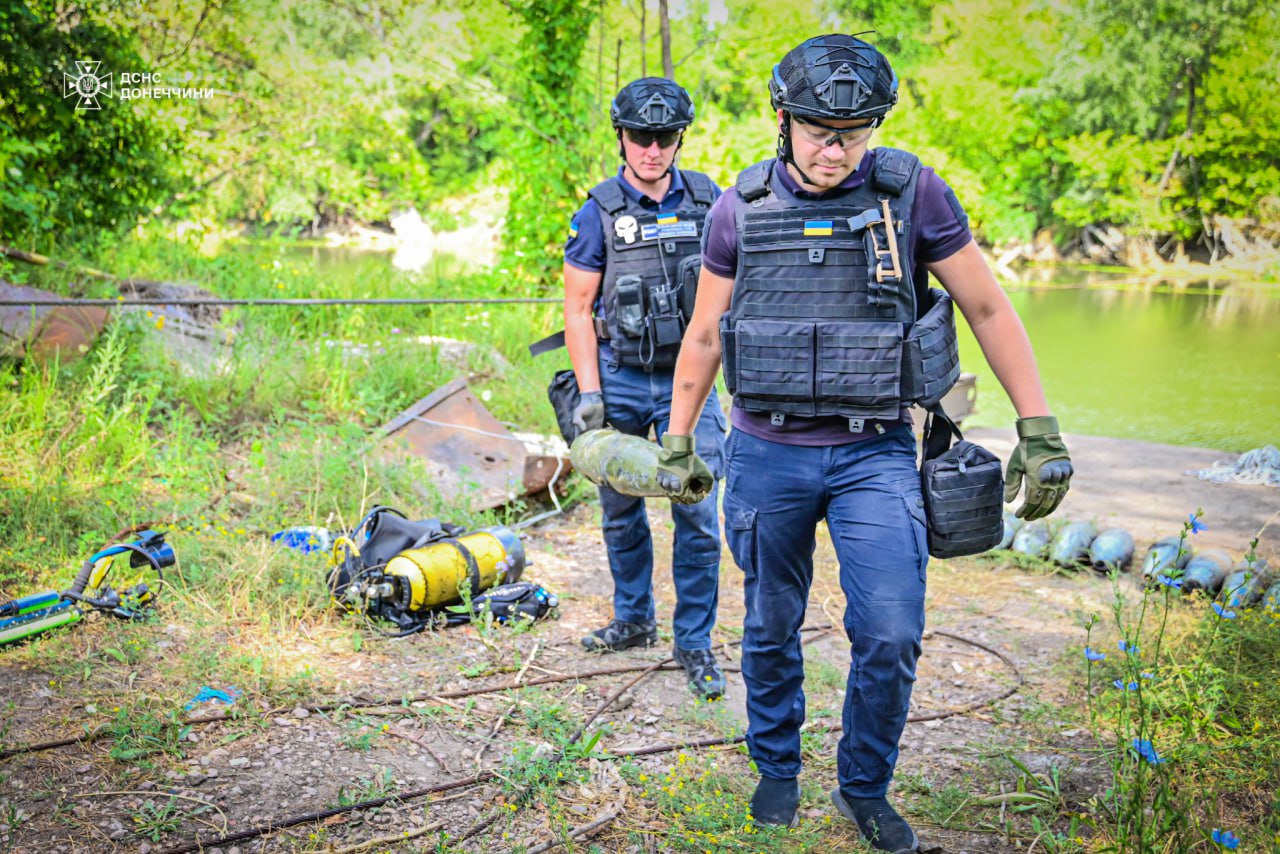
[380,378,571,511]
[0,282,108,363]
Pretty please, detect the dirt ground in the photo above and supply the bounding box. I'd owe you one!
[1,431,1276,853]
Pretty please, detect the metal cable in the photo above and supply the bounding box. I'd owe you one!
[0,297,559,306]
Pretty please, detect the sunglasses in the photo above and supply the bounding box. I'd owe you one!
[792,115,875,150]
[624,128,682,149]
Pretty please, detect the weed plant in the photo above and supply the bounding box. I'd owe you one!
[0,231,571,703]
[1081,511,1280,851]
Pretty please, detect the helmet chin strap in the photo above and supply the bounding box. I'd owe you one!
[776,113,819,188]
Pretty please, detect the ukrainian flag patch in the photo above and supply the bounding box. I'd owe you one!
[803,220,834,236]
[656,213,678,225]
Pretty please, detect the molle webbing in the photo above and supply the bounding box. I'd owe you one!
[722,151,960,419]
[593,170,716,369]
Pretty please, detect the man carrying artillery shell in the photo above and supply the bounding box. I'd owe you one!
[653,34,1073,851]
[559,78,729,699]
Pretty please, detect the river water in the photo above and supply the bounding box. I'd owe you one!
[957,280,1279,452]
[270,244,1278,453]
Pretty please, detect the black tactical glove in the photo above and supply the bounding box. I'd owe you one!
[1004,415,1073,520]
[656,434,714,504]
[572,391,605,435]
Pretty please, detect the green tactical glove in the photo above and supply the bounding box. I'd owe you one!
[656,433,714,505]
[1004,415,1074,520]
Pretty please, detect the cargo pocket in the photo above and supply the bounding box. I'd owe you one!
[722,493,758,578]
[902,288,960,407]
[816,320,902,408]
[735,319,814,410]
[893,476,929,583]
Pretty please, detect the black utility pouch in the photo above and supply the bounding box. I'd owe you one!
[614,275,646,338]
[646,281,685,347]
[676,255,701,320]
[547,369,582,444]
[920,406,1005,558]
[718,313,737,395]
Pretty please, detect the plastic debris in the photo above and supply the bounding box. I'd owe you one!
[184,685,241,711]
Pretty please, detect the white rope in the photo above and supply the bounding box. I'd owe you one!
[1188,445,1280,487]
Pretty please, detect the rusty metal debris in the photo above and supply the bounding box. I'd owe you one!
[379,377,570,511]
[0,281,109,364]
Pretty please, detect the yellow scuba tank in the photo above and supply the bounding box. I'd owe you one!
[382,527,525,613]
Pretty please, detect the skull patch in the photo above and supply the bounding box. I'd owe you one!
[615,215,639,244]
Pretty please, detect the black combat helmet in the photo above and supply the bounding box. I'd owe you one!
[611,77,695,131]
[770,34,898,125]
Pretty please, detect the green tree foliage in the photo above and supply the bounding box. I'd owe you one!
[1037,0,1277,238]
[3,0,1277,255]
[495,0,598,289]
[116,0,508,230]
[0,1,182,245]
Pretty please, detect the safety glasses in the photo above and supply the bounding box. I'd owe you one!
[624,128,682,149]
[792,115,875,150]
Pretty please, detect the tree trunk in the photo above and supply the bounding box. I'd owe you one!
[596,0,604,105]
[639,1,646,77]
[659,0,673,78]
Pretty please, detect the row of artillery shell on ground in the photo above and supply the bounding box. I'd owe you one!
[1001,515,1278,613]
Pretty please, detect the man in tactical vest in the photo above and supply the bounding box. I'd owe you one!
[653,36,1073,850]
[562,77,729,700]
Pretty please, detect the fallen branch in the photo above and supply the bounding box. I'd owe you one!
[156,771,494,854]
[328,820,445,853]
[67,789,229,833]
[385,727,453,775]
[525,789,628,854]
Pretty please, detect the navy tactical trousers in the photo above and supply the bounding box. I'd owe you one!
[722,425,927,797]
[598,354,727,650]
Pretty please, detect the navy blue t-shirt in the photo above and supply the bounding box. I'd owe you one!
[702,149,973,446]
[565,166,723,274]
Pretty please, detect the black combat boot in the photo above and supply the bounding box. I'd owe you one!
[749,776,801,827]
[672,646,726,700]
[580,618,658,652]
[830,790,919,853]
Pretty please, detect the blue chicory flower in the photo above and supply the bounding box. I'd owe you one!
[1211,603,1238,620]
[1085,647,1107,662]
[1131,738,1166,765]
[1155,574,1183,589]
[1118,640,1140,653]
[1113,679,1139,691]
[1140,672,1154,679]
[1188,513,1207,534]
[1212,829,1240,849]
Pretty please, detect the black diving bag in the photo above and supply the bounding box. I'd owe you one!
[920,406,1005,558]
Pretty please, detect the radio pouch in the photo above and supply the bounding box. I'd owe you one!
[646,281,684,348]
[920,405,1005,558]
